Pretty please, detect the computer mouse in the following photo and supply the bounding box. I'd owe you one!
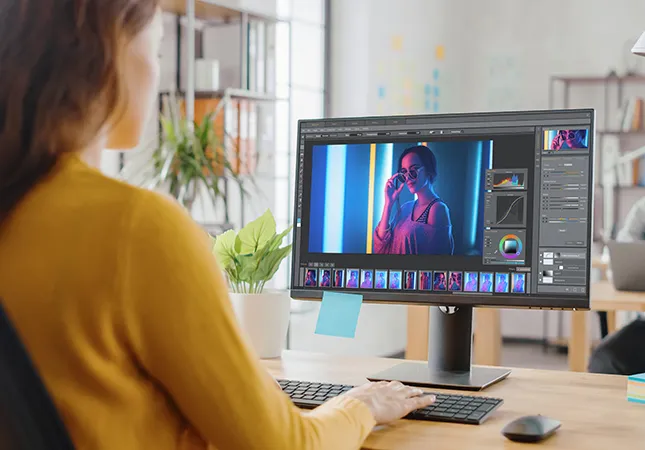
[501,415,561,443]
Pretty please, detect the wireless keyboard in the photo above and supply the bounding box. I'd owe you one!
[278,379,503,425]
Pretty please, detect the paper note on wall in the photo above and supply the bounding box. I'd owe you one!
[435,45,445,61]
[391,35,403,52]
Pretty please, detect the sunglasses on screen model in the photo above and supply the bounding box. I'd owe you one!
[396,167,423,183]
[558,130,579,139]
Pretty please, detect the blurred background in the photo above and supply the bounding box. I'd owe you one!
[104,0,645,369]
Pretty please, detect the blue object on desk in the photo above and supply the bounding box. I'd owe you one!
[315,292,363,338]
[627,372,645,404]
[629,373,645,383]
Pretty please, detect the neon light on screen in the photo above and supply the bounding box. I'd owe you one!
[322,145,347,252]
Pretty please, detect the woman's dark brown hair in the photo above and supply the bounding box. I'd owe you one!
[0,0,159,223]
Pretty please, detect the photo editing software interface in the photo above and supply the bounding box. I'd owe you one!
[290,110,594,307]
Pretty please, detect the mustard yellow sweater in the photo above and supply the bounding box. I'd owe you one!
[0,154,375,449]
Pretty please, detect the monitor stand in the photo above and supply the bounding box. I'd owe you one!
[367,306,510,391]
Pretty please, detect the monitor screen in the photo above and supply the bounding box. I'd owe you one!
[290,110,594,309]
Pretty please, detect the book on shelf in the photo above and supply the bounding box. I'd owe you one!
[610,97,645,186]
[619,97,645,131]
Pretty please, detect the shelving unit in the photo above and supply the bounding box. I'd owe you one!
[549,74,645,240]
[158,0,292,228]
[160,0,241,23]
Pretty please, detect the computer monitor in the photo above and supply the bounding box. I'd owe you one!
[290,109,595,390]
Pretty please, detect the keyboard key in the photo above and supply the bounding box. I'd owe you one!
[468,412,485,420]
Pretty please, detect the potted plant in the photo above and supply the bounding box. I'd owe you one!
[212,209,292,358]
[120,93,244,230]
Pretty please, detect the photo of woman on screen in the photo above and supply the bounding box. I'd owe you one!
[550,129,587,150]
[374,145,454,255]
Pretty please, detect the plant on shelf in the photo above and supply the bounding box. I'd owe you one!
[120,93,244,225]
[212,209,292,294]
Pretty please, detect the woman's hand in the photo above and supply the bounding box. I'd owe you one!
[345,381,436,425]
[384,174,405,206]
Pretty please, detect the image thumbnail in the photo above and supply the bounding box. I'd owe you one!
[544,129,588,150]
[419,271,432,291]
[389,271,402,289]
[333,269,344,288]
[433,271,447,291]
[361,270,374,289]
[319,269,331,287]
[448,272,463,291]
[464,272,479,292]
[495,273,510,293]
[374,270,388,289]
[346,269,360,288]
[404,271,417,290]
[304,269,317,287]
[512,273,526,293]
[479,272,493,292]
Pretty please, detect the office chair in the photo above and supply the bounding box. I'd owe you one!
[0,299,76,449]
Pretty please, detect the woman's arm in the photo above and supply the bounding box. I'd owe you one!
[117,190,375,450]
[375,202,394,239]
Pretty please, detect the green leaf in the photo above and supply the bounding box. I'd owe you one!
[255,245,292,282]
[236,253,259,283]
[252,225,292,265]
[212,229,237,268]
[235,209,276,254]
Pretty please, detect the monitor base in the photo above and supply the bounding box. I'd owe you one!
[367,363,511,391]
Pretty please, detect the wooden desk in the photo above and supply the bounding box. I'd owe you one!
[264,351,645,449]
[569,280,645,372]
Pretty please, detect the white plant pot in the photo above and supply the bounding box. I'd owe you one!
[229,291,291,359]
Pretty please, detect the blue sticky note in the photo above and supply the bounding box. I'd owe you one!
[433,69,440,80]
[315,292,363,338]
[434,86,440,97]
[424,83,432,95]
[628,373,645,383]
[433,101,440,112]
[378,86,386,98]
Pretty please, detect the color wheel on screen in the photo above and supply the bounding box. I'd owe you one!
[499,234,522,259]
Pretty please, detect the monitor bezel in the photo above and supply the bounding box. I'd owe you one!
[289,108,594,311]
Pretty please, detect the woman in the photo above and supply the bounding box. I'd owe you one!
[334,270,344,287]
[496,274,509,293]
[480,273,493,292]
[419,272,430,290]
[320,270,331,287]
[347,270,359,288]
[551,129,587,150]
[405,272,415,290]
[360,271,373,289]
[448,272,461,291]
[0,2,434,449]
[375,271,386,289]
[305,269,317,286]
[465,273,478,292]
[390,272,401,289]
[374,145,454,255]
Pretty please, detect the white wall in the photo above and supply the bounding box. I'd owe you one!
[329,0,645,344]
